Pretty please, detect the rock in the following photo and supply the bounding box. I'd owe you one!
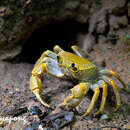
[0,119,4,127]
[0,7,6,17]
[100,114,111,120]
[128,2,130,17]
[124,34,130,45]
[6,106,28,117]
[123,124,130,130]
[25,121,40,130]
[0,46,22,61]
[117,25,130,45]
[29,106,42,116]
[102,0,126,15]
[117,66,123,72]
[89,8,108,34]
[0,0,92,61]
[75,4,89,23]
[98,35,107,44]
[0,0,129,62]
[78,33,95,52]
[109,15,128,30]
[107,30,118,44]
[0,18,4,29]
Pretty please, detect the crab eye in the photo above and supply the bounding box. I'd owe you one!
[57,56,63,64]
[71,63,79,72]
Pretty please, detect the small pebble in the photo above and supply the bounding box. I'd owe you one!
[29,106,42,116]
[0,119,4,127]
[65,112,74,122]
[25,121,40,130]
[117,66,123,72]
[123,124,130,129]
[53,119,61,129]
[100,114,111,120]
[38,124,44,130]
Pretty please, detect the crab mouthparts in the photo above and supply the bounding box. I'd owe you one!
[47,59,64,77]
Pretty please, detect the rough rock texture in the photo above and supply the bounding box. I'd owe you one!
[128,1,130,17]
[109,15,128,30]
[118,25,130,46]
[89,8,108,34]
[0,0,130,60]
[78,33,95,52]
[0,0,92,60]
[102,0,127,15]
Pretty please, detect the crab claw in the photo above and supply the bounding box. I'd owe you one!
[30,56,65,108]
[30,75,50,107]
[58,83,89,110]
[33,89,50,107]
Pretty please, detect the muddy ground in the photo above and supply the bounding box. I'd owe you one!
[0,41,130,130]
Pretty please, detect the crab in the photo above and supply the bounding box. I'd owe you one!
[30,45,126,117]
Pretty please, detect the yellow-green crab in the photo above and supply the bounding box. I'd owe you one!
[30,45,126,117]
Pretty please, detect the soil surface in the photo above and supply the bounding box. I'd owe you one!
[0,42,130,130]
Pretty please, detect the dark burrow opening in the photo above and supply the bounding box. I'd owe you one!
[15,20,88,64]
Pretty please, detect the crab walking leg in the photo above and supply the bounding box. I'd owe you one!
[82,85,100,117]
[53,45,64,53]
[103,76,121,112]
[71,45,90,57]
[30,63,50,107]
[58,83,90,109]
[34,50,57,67]
[100,69,126,89]
[94,81,108,116]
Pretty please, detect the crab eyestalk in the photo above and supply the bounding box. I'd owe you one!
[53,45,64,53]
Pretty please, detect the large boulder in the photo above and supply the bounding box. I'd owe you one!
[0,0,92,60]
[0,0,129,60]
